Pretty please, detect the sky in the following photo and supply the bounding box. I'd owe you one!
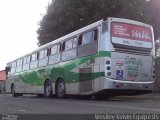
[0,0,52,70]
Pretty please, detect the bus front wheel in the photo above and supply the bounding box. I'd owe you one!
[56,78,66,99]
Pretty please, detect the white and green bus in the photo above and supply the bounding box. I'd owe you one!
[5,17,155,99]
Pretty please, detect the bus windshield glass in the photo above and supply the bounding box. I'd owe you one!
[111,22,152,49]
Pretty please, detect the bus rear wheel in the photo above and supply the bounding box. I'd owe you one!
[44,80,52,98]
[56,78,66,99]
[11,84,17,97]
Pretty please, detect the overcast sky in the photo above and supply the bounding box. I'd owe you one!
[0,0,52,70]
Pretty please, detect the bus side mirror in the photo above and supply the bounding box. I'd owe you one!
[5,66,11,73]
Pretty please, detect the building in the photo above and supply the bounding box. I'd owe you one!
[0,70,6,93]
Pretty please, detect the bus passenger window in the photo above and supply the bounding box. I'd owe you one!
[23,56,30,64]
[82,31,92,45]
[73,38,78,48]
[65,39,73,51]
[51,45,57,55]
[39,50,45,59]
[12,61,16,68]
[27,56,31,63]
[31,53,38,61]
[39,49,47,59]
[44,49,47,57]
[57,44,60,53]
[23,57,27,64]
[17,59,23,66]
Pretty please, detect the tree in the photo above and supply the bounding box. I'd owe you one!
[37,0,160,46]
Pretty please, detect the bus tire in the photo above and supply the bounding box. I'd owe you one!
[56,78,66,99]
[11,84,17,97]
[44,80,52,98]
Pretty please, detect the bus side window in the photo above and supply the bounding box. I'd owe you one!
[22,55,31,71]
[61,38,76,62]
[39,50,44,59]
[77,30,98,58]
[82,31,93,45]
[73,37,78,48]
[31,53,38,62]
[16,58,23,73]
[64,39,73,51]
[44,49,48,57]
[27,56,31,63]
[51,45,57,55]
[57,44,61,53]
[11,61,17,74]
[38,49,48,67]
[12,61,17,68]
[23,56,30,65]
[49,44,61,64]
[23,57,27,65]
[30,53,38,69]
[39,49,48,59]
[17,59,23,66]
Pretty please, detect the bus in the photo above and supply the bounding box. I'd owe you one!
[5,17,155,99]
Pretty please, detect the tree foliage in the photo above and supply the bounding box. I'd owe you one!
[37,0,160,46]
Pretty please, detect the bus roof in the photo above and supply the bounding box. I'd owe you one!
[7,17,153,64]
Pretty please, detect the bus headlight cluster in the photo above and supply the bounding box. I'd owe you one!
[106,59,111,76]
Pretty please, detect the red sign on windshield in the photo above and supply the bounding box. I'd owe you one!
[111,22,152,42]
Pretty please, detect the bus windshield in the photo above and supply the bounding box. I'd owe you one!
[111,22,153,49]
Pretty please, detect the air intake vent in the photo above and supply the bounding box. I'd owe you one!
[79,67,93,92]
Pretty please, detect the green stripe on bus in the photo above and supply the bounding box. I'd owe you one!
[18,51,110,86]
